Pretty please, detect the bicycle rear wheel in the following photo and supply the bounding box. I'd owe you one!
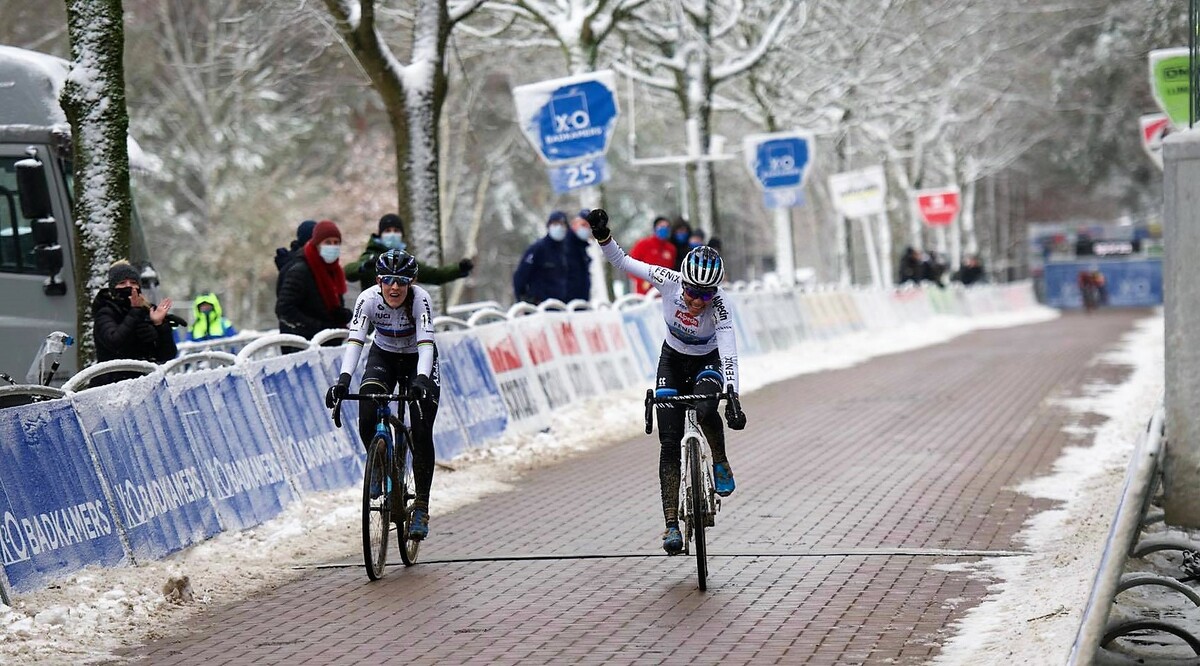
[688,438,707,590]
[362,436,391,580]
[395,425,420,566]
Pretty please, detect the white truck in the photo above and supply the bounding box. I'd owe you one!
[0,45,154,385]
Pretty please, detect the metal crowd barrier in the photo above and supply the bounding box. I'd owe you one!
[1067,405,1200,663]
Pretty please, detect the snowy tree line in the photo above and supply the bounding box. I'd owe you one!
[0,0,1183,329]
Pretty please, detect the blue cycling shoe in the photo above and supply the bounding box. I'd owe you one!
[714,462,736,497]
[408,508,429,541]
[663,523,683,555]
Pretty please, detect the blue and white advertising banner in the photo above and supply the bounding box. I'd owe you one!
[743,130,814,209]
[619,303,666,381]
[437,330,509,448]
[1042,260,1163,309]
[73,377,223,562]
[167,371,296,533]
[548,156,609,194]
[247,355,363,493]
[0,399,127,593]
[514,70,620,165]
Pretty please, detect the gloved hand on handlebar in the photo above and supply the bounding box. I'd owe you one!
[411,374,436,402]
[585,208,610,243]
[724,391,747,430]
[325,372,351,409]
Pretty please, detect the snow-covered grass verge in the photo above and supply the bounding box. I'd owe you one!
[0,306,1060,664]
[930,314,1165,665]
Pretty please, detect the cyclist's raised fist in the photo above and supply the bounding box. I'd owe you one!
[585,208,610,241]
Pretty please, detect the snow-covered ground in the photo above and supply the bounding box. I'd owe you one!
[932,314,1165,665]
[0,306,1069,665]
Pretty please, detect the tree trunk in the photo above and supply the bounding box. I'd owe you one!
[62,0,132,366]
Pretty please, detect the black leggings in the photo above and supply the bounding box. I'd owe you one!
[358,345,440,511]
[654,343,727,525]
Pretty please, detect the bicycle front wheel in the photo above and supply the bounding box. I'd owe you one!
[396,426,420,566]
[688,438,708,591]
[362,436,391,580]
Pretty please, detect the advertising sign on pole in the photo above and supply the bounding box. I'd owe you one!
[743,130,814,209]
[1140,113,1171,170]
[915,188,961,228]
[829,165,887,219]
[513,71,620,193]
[1149,48,1191,130]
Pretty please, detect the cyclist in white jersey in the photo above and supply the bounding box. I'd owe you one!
[585,209,748,554]
[326,249,439,540]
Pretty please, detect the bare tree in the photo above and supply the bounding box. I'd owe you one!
[321,0,487,276]
[61,0,133,363]
[617,0,800,237]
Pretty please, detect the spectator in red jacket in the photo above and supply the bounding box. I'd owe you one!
[627,216,677,294]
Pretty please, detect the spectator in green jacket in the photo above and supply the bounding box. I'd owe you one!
[188,292,238,341]
[345,213,474,290]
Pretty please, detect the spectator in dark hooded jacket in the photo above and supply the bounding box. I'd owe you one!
[90,260,178,385]
[513,211,588,304]
[276,219,351,342]
[669,219,692,270]
[274,220,316,297]
[898,246,922,285]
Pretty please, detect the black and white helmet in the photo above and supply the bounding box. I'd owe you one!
[680,246,725,289]
[376,249,418,283]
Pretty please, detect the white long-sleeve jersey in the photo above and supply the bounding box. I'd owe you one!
[600,238,739,393]
[338,284,436,377]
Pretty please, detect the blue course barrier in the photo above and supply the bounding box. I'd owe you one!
[247,355,363,493]
[167,372,297,532]
[438,333,509,449]
[1042,259,1163,309]
[0,400,127,593]
[73,378,224,563]
[620,307,662,381]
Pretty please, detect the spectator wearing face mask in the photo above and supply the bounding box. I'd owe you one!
[90,259,178,385]
[670,219,692,270]
[628,216,677,294]
[513,210,586,305]
[565,209,594,302]
[345,213,474,291]
[276,219,352,342]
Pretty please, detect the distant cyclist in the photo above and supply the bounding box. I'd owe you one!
[326,249,440,540]
[585,209,747,555]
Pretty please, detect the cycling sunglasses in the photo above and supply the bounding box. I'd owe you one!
[380,275,413,286]
[683,285,716,302]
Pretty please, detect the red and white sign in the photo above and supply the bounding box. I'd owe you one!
[1140,113,1170,170]
[915,188,960,227]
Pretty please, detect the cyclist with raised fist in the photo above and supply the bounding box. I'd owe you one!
[585,208,747,555]
[325,249,440,541]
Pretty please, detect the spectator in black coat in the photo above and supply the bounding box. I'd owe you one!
[955,255,985,285]
[274,219,316,297]
[513,211,589,304]
[90,260,178,386]
[565,209,593,302]
[898,246,922,285]
[276,219,351,343]
[669,219,692,270]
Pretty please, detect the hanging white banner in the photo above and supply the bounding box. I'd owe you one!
[828,165,887,219]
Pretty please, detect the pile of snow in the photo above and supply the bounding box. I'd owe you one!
[0,307,1060,664]
[932,314,1165,664]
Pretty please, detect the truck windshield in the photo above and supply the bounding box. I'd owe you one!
[0,156,36,274]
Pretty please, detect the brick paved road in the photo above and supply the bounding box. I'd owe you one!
[118,310,1149,665]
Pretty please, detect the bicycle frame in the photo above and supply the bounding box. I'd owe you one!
[645,387,742,591]
[331,389,423,577]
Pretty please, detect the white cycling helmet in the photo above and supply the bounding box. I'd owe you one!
[680,246,725,289]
